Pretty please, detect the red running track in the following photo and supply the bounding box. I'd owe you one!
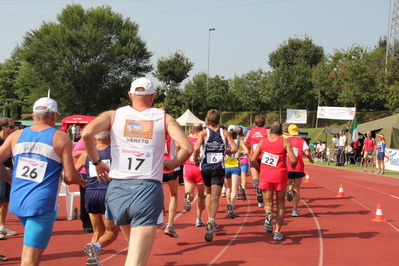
[1,164,398,265]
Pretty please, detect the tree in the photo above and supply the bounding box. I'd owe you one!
[181,72,208,114]
[230,69,264,124]
[0,49,25,119]
[153,50,194,86]
[17,4,153,116]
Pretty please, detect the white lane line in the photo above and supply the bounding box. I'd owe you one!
[208,197,251,266]
[301,199,324,266]
[312,181,399,233]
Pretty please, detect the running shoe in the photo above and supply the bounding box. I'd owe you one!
[204,221,215,242]
[258,203,264,208]
[292,209,300,217]
[195,218,204,227]
[273,231,284,240]
[222,192,226,197]
[376,171,381,174]
[227,203,235,219]
[164,225,179,238]
[0,227,16,236]
[363,169,367,172]
[183,192,191,212]
[381,172,385,175]
[84,243,100,266]
[0,233,5,240]
[256,188,263,203]
[370,170,375,173]
[239,184,247,201]
[264,212,273,233]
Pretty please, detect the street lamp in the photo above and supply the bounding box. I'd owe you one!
[207,28,215,89]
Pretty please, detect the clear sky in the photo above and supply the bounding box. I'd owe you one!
[0,0,392,87]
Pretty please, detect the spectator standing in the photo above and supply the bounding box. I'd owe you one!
[376,134,386,174]
[361,131,376,173]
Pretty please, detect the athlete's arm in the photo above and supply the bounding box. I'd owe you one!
[54,131,86,186]
[75,151,88,173]
[224,130,238,155]
[81,111,114,182]
[0,132,18,184]
[193,130,206,166]
[250,139,263,172]
[284,138,298,169]
[164,114,193,171]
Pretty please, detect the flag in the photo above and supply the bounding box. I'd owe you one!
[350,116,358,149]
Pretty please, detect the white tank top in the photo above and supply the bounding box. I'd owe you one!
[109,106,166,182]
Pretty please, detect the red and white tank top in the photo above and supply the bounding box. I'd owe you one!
[109,106,166,182]
[249,126,268,158]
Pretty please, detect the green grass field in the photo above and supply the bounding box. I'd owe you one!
[304,160,399,179]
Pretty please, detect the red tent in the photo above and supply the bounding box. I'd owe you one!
[60,115,96,132]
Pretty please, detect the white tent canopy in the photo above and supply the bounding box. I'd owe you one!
[176,109,204,127]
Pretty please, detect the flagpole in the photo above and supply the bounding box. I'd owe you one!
[47,89,50,98]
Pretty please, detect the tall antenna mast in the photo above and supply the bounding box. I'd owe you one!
[387,0,399,59]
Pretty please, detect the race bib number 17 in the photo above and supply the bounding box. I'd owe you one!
[15,157,47,183]
[119,149,153,174]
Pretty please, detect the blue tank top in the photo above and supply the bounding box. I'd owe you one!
[11,127,62,217]
[85,146,111,190]
[377,141,386,153]
[201,128,226,171]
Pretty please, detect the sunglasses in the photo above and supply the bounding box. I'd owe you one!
[4,125,15,129]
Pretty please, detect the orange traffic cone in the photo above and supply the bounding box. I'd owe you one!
[304,172,311,183]
[336,184,347,198]
[372,204,387,223]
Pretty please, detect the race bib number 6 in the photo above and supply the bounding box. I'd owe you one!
[261,151,278,167]
[206,152,223,164]
[15,157,47,183]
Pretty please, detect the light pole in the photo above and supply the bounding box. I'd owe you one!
[207,28,215,90]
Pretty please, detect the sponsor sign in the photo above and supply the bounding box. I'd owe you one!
[317,106,356,120]
[286,109,307,124]
[383,148,399,172]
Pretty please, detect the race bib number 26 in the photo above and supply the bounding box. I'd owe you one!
[15,157,47,183]
[261,151,279,167]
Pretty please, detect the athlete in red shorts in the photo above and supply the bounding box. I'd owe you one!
[183,123,206,227]
[251,121,297,241]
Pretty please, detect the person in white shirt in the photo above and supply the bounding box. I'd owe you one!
[312,140,326,161]
[336,131,346,165]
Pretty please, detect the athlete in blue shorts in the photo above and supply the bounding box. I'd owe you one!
[0,97,86,265]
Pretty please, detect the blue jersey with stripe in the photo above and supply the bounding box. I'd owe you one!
[11,127,62,217]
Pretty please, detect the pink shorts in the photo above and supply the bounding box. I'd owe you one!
[183,164,204,185]
[259,181,287,191]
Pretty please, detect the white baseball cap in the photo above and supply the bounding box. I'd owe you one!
[33,97,59,114]
[130,77,156,95]
[227,125,236,132]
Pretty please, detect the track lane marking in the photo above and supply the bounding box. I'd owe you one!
[301,199,324,266]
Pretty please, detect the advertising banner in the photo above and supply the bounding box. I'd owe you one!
[286,109,307,124]
[383,148,399,172]
[317,106,356,120]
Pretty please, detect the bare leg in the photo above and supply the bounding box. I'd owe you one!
[196,184,205,217]
[167,179,179,224]
[0,202,8,228]
[292,178,302,210]
[124,225,157,266]
[97,217,120,248]
[21,246,45,266]
[274,188,286,233]
[209,185,222,219]
[184,179,195,202]
[262,190,274,215]
[89,213,105,244]
[225,178,232,205]
[230,174,240,205]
